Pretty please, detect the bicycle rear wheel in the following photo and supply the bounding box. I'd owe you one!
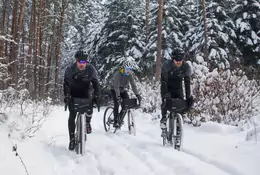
[103,106,114,132]
[127,110,136,136]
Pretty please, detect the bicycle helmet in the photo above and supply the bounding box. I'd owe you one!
[75,50,88,60]
[171,48,185,61]
[122,61,134,69]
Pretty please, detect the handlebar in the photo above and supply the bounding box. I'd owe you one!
[65,103,100,112]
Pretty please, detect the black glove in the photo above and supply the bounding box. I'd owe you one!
[136,94,142,104]
[93,95,100,112]
[187,96,194,108]
[163,92,171,100]
[116,96,122,104]
[93,95,100,105]
[64,95,71,111]
[64,95,71,105]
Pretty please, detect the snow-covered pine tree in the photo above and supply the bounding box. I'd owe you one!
[62,0,104,68]
[184,0,239,70]
[91,0,145,84]
[141,0,188,79]
[232,0,260,67]
[163,0,186,57]
[140,1,158,79]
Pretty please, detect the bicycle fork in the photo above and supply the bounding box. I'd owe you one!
[166,113,181,146]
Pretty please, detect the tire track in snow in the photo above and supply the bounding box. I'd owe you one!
[87,130,156,175]
[183,149,244,175]
[105,132,172,175]
[104,130,218,175]
[136,126,239,175]
[42,138,102,175]
[97,111,230,175]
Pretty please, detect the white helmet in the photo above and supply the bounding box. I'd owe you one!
[122,61,134,69]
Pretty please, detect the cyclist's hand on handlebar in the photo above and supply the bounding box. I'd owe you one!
[64,95,71,104]
[93,95,101,112]
[163,92,171,100]
[117,96,122,104]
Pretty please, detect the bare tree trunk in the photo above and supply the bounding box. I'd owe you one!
[145,0,150,41]
[4,10,10,61]
[17,0,27,43]
[16,0,27,89]
[202,0,208,63]
[38,0,48,98]
[54,0,68,97]
[0,0,7,58]
[155,0,164,81]
[19,22,26,88]
[26,2,34,93]
[45,36,52,95]
[9,0,19,86]
[36,0,43,98]
[33,0,38,98]
[46,17,56,95]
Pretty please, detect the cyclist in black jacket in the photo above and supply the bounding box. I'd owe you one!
[63,50,100,150]
[160,48,194,136]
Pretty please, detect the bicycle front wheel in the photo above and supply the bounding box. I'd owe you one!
[75,113,86,155]
[168,116,174,146]
[103,106,114,132]
[127,110,136,136]
[175,113,184,151]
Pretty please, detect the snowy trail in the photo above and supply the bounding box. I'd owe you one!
[37,107,233,175]
[1,106,259,175]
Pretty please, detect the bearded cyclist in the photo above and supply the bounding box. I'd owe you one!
[160,48,194,136]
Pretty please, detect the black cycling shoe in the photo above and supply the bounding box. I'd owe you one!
[68,138,76,151]
[113,122,120,128]
[86,123,92,134]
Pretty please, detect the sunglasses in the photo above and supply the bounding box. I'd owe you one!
[173,57,184,62]
[77,59,87,64]
[125,67,132,71]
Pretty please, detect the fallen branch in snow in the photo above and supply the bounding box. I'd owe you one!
[12,144,30,175]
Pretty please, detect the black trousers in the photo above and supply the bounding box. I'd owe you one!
[68,98,93,140]
[161,89,184,122]
[110,89,129,123]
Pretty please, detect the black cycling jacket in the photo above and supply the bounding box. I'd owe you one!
[161,59,191,99]
[63,62,100,98]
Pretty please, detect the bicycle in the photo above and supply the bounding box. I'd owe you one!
[103,98,140,135]
[65,97,94,155]
[161,98,188,151]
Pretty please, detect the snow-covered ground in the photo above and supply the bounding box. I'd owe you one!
[1,106,259,175]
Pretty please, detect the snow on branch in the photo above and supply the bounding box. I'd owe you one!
[191,62,260,126]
